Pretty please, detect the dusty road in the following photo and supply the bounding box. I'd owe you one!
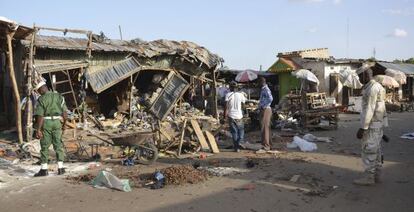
[1,113,414,212]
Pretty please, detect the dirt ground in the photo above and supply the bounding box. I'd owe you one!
[1,113,414,212]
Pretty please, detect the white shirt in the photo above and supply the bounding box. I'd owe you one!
[225,92,246,120]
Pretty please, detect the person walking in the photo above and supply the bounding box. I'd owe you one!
[354,71,388,186]
[224,82,246,152]
[33,81,68,177]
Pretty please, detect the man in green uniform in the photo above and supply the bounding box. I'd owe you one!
[34,81,68,177]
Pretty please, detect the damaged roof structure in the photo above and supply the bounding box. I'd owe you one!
[1,22,223,145]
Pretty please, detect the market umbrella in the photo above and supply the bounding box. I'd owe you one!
[339,69,363,89]
[385,68,406,85]
[235,70,258,82]
[374,75,400,88]
[292,69,320,85]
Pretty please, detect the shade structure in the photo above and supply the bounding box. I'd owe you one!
[292,69,319,85]
[339,69,363,89]
[235,70,258,82]
[385,68,406,85]
[374,75,400,88]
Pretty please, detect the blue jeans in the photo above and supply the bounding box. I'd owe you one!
[228,118,244,150]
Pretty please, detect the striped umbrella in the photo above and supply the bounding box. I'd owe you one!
[235,70,258,82]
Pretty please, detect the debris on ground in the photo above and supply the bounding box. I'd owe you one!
[91,170,132,192]
[66,173,96,184]
[303,134,333,143]
[287,136,318,152]
[197,166,250,177]
[290,175,301,183]
[400,132,414,140]
[161,165,209,185]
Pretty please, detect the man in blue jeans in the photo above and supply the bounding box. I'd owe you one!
[224,82,246,152]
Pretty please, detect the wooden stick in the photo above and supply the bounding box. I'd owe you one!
[178,119,187,156]
[6,30,23,144]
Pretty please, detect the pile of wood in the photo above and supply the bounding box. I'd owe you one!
[156,117,220,157]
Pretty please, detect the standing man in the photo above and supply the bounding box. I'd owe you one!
[224,82,246,152]
[258,77,273,151]
[34,81,68,177]
[354,73,388,186]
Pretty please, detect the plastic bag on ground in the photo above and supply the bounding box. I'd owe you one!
[91,170,131,192]
[287,136,317,152]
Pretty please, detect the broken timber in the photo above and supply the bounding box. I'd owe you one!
[205,131,220,153]
[190,119,210,151]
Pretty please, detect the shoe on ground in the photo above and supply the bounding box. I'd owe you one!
[58,168,66,175]
[34,169,49,177]
[353,174,375,186]
[234,149,241,153]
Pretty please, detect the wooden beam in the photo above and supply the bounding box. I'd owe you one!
[177,119,187,156]
[36,26,91,35]
[205,131,220,153]
[6,30,23,144]
[211,67,219,119]
[190,119,210,151]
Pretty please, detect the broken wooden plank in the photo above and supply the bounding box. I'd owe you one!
[159,128,173,141]
[178,119,188,156]
[190,119,210,151]
[205,131,220,153]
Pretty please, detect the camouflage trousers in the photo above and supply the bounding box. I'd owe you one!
[361,128,383,174]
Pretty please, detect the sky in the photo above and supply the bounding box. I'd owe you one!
[1,0,413,70]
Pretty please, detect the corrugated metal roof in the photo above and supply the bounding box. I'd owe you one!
[22,35,137,52]
[22,36,222,70]
[34,60,88,74]
[85,57,141,93]
[378,62,414,75]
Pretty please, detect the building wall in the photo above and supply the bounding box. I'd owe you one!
[278,72,300,100]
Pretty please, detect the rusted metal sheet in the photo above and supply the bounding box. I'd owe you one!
[149,72,189,120]
[34,60,88,74]
[22,35,137,52]
[22,36,223,71]
[85,57,141,94]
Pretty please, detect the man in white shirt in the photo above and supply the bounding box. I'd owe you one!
[224,82,246,152]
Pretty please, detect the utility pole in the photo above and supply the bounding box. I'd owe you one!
[118,25,123,40]
[373,47,376,59]
[346,18,349,58]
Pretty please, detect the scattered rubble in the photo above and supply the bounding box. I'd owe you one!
[161,165,209,185]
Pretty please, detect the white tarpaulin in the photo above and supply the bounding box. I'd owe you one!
[339,69,363,89]
[292,69,319,85]
[385,68,407,85]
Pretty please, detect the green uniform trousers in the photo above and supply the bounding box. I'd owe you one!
[40,119,65,164]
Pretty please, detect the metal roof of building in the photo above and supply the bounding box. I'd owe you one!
[377,62,414,75]
[85,57,141,94]
[22,35,222,70]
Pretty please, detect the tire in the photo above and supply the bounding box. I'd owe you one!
[134,141,158,165]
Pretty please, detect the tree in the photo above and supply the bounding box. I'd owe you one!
[404,58,414,64]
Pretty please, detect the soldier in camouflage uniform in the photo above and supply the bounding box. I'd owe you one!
[34,82,68,177]
[354,72,388,186]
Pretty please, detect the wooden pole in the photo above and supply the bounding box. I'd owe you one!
[26,27,36,142]
[6,29,23,144]
[212,67,219,119]
[177,118,187,156]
